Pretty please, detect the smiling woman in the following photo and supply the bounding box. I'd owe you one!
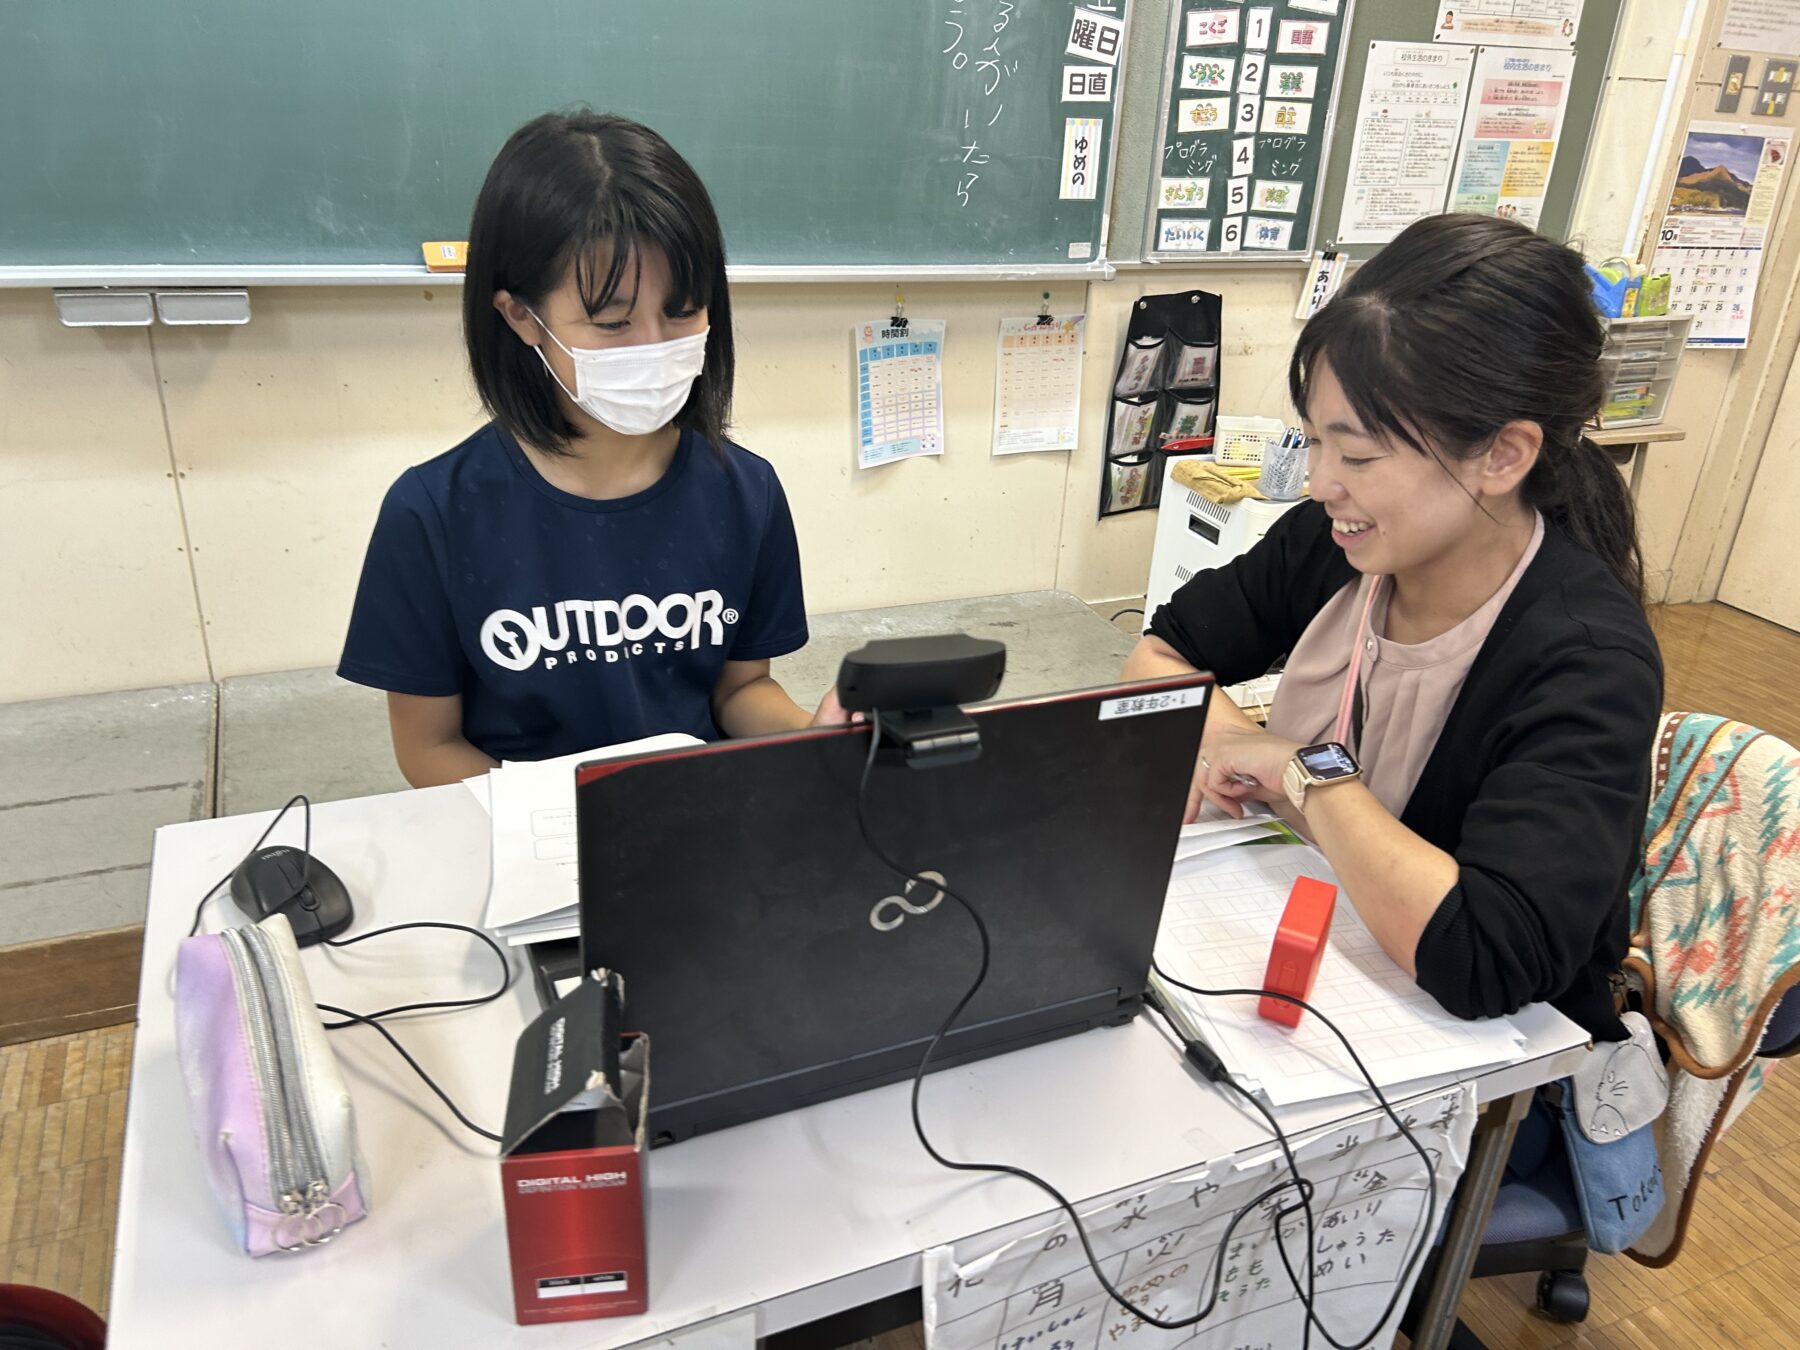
[1123,213,1662,1048]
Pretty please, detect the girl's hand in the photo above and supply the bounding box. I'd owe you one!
[810,684,863,727]
[1186,727,1301,822]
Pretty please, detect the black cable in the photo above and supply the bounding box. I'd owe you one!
[315,1001,502,1143]
[315,920,514,1144]
[186,792,312,937]
[185,793,506,1144]
[315,921,513,1144]
[317,921,512,1024]
[1151,961,1440,1350]
[856,716,1319,1333]
[1216,1074,1318,1349]
[1110,606,1146,623]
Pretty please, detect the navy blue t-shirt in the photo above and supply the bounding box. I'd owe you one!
[338,423,808,760]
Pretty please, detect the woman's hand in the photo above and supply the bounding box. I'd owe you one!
[1186,726,1302,822]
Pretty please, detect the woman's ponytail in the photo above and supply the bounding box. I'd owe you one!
[1533,434,1646,607]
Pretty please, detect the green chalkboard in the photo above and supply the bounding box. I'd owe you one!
[1144,2,1353,258]
[0,1,1123,271]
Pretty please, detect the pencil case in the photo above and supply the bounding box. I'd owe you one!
[175,912,371,1255]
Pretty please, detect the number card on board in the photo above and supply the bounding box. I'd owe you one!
[923,1085,1477,1350]
[1148,2,1352,258]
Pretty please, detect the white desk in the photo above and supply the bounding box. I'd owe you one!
[109,786,1588,1349]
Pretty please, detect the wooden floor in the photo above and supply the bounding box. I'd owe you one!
[0,1023,133,1316]
[3,603,1798,1344]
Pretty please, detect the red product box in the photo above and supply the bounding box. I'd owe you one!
[499,973,649,1325]
[1258,877,1337,1027]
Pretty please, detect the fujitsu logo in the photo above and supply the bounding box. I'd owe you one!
[870,871,948,932]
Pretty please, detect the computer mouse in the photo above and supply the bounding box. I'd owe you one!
[229,845,354,947]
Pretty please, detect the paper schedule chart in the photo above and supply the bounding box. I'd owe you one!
[855,318,947,470]
[992,314,1086,455]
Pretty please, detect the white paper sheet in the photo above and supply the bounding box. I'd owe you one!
[463,775,491,814]
[1175,824,1287,862]
[923,1085,1477,1350]
[855,319,947,469]
[1717,0,1800,56]
[1153,844,1526,1105]
[1448,46,1574,229]
[481,734,702,939]
[992,315,1086,455]
[1336,42,1475,244]
[1433,0,1584,49]
[1440,45,1569,227]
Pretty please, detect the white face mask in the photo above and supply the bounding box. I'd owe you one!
[528,310,709,437]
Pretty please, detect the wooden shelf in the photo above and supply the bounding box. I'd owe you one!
[1588,425,1687,446]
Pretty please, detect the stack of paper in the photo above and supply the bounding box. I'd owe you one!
[1153,842,1528,1105]
[470,735,702,946]
[1175,802,1291,861]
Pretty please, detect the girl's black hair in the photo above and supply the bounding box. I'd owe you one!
[463,110,734,455]
[1289,213,1644,606]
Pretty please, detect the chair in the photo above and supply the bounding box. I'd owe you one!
[1435,712,1800,1345]
[0,1285,107,1350]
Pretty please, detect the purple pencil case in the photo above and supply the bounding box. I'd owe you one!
[174,913,370,1255]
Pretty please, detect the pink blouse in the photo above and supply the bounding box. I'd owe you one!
[1267,515,1545,815]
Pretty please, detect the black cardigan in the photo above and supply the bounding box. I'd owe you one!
[1148,500,1662,1041]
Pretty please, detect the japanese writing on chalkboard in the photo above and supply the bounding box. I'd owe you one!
[942,1,1022,208]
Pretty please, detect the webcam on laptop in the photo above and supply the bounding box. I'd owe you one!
[835,635,1006,770]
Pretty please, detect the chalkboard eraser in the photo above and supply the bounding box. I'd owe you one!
[422,241,468,272]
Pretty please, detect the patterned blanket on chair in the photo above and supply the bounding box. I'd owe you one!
[1624,711,1800,1264]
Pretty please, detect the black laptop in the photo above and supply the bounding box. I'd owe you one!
[574,674,1210,1143]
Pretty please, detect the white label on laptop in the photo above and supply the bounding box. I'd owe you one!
[1099,686,1207,720]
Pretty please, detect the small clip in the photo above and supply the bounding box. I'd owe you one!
[1034,290,1055,326]
[890,290,909,333]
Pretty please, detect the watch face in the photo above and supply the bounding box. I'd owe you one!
[1299,742,1358,780]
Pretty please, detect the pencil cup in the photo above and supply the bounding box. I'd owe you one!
[1258,436,1306,501]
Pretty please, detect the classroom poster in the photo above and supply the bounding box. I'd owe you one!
[1447,46,1575,228]
[1649,121,1794,347]
[992,315,1087,455]
[923,1086,1477,1350]
[854,319,947,469]
[1719,0,1800,57]
[1147,0,1349,258]
[1336,43,1476,244]
[1433,0,1584,49]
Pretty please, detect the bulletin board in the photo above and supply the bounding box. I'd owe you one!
[1143,2,1356,260]
[1118,0,1625,264]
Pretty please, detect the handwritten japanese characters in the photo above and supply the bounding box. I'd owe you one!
[924,1087,1476,1350]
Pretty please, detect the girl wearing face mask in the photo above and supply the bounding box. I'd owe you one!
[1125,214,1662,1047]
[340,112,836,787]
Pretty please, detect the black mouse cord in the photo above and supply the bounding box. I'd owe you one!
[184,792,509,1144]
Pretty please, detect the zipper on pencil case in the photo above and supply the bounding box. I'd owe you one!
[221,926,341,1248]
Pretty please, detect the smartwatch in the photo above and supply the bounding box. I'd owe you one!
[1282,742,1361,812]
